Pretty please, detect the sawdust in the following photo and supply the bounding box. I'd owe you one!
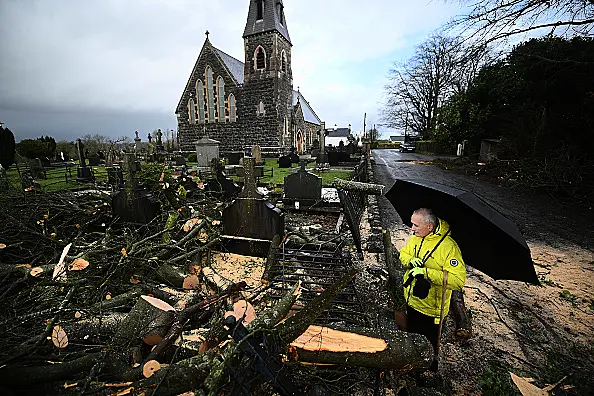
[209,251,265,292]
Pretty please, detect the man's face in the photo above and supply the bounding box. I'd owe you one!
[411,213,434,237]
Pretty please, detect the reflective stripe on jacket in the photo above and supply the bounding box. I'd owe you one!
[400,218,466,320]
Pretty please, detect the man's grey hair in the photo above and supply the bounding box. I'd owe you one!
[414,208,438,229]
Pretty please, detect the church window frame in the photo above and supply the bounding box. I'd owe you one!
[256,0,264,21]
[257,101,265,116]
[216,76,226,123]
[205,66,215,122]
[280,50,287,73]
[196,80,205,123]
[188,96,196,124]
[255,46,266,71]
[277,2,284,25]
[229,94,237,123]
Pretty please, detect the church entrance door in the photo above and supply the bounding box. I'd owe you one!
[297,131,303,154]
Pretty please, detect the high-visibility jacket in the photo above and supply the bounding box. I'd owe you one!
[399,218,466,321]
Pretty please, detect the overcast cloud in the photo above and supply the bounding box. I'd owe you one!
[0,0,462,141]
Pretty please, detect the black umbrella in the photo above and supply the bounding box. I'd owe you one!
[385,178,539,285]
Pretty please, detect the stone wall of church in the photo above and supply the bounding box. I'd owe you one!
[177,43,244,152]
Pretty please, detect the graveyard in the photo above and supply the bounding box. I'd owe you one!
[0,133,433,395]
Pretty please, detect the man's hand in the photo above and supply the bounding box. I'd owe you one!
[409,258,423,268]
[410,267,425,278]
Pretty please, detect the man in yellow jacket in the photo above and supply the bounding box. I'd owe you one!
[399,208,466,372]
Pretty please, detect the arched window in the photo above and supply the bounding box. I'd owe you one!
[205,66,215,122]
[256,0,264,20]
[280,50,287,72]
[217,76,225,122]
[257,101,265,116]
[196,80,205,123]
[255,46,266,70]
[277,2,284,25]
[229,94,237,123]
[188,97,196,124]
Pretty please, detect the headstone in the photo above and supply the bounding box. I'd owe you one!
[195,137,220,167]
[228,151,243,166]
[328,150,339,166]
[106,167,124,185]
[338,151,351,163]
[346,142,357,155]
[205,159,241,199]
[76,139,94,182]
[76,139,87,167]
[29,158,45,180]
[278,155,292,168]
[155,129,164,152]
[252,144,262,165]
[112,153,159,224]
[175,156,186,166]
[283,161,322,207]
[222,157,284,254]
[88,155,100,166]
[134,131,141,153]
[317,121,327,164]
[290,152,299,164]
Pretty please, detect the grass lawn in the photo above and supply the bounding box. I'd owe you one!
[4,163,109,192]
[258,159,352,186]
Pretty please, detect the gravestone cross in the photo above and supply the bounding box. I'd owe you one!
[252,144,262,164]
[134,131,141,153]
[239,157,262,198]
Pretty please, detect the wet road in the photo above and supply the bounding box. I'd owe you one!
[372,149,594,249]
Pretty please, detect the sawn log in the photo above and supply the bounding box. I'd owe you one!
[289,325,433,371]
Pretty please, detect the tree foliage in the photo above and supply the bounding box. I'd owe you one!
[0,127,16,169]
[437,36,594,200]
[448,0,594,46]
[16,136,57,159]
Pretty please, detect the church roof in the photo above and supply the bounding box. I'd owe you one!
[243,0,291,44]
[326,128,351,137]
[293,90,321,125]
[214,47,245,84]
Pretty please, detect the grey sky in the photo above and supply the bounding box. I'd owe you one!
[0,0,462,142]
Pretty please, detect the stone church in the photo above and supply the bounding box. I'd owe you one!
[176,0,322,155]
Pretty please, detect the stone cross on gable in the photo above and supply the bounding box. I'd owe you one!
[239,157,262,199]
[76,138,87,167]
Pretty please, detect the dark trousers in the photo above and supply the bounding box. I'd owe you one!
[407,305,439,372]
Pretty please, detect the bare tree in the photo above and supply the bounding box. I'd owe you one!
[447,0,594,46]
[383,35,477,139]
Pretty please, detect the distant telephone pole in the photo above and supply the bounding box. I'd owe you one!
[363,113,367,139]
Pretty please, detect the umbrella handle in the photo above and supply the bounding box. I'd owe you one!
[436,271,449,356]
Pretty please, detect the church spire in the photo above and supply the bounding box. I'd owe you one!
[243,0,291,44]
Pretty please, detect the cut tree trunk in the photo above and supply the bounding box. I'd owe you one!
[64,312,126,341]
[450,290,472,340]
[289,325,433,370]
[105,295,175,374]
[0,352,102,388]
[156,264,187,288]
[262,234,281,284]
[201,266,232,291]
[333,178,385,195]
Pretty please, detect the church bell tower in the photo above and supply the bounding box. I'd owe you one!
[242,0,293,149]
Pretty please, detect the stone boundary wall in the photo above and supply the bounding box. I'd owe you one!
[365,156,384,253]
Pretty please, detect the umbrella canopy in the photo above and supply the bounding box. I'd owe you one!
[385,178,539,285]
